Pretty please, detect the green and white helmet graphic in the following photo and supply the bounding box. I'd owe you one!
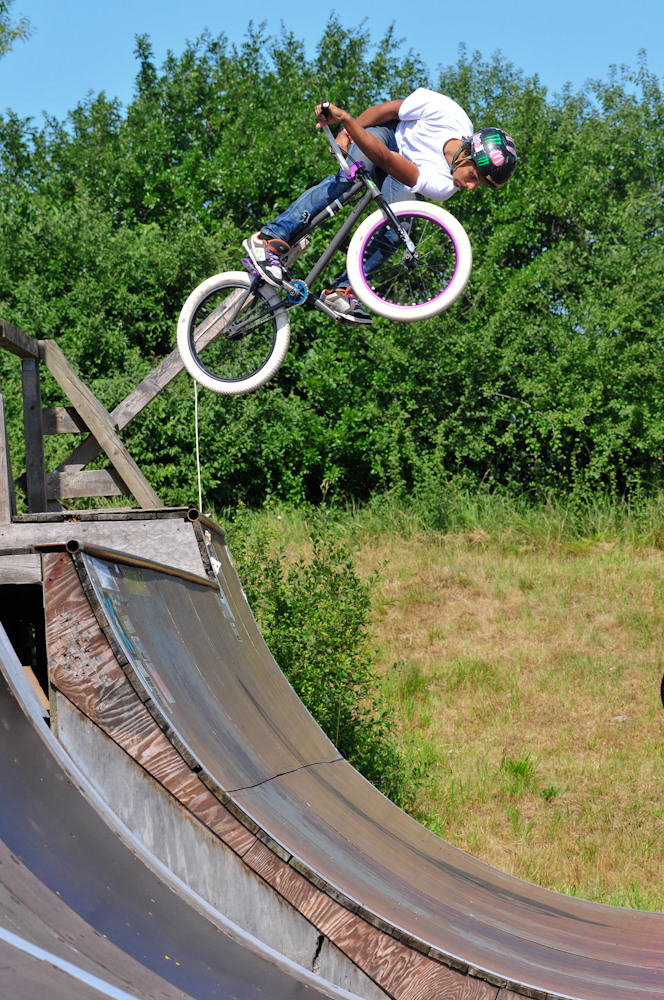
[469,128,518,188]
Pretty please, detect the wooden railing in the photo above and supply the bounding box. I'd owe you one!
[0,318,201,518]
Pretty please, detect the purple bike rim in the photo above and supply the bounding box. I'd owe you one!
[357,207,461,310]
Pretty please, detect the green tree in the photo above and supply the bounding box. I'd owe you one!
[0,0,32,58]
[0,23,662,509]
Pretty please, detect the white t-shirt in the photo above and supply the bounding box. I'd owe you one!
[395,88,473,202]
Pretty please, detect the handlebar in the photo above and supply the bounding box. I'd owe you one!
[320,99,350,173]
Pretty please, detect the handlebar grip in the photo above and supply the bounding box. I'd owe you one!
[320,100,330,119]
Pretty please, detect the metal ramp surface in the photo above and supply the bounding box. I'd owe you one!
[35,518,664,1000]
[0,620,364,1000]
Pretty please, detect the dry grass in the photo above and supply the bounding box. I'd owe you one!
[356,528,664,910]
[231,506,664,911]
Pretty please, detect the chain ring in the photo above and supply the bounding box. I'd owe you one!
[286,280,308,305]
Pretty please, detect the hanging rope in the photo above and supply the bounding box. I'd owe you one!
[194,381,202,512]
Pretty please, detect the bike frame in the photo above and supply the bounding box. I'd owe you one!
[224,122,420,334]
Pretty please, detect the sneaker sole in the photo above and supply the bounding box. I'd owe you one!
[339,315,373,325]
[241,239,283,288]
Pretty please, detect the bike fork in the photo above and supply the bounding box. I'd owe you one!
[373,193,418,256]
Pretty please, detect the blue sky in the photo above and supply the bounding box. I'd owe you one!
[0,0,660,123]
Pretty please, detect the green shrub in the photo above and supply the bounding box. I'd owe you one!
[228,510,421,808]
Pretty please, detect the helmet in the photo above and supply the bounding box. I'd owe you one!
[468,128,517,188]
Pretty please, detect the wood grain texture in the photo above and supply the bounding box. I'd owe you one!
[2,517,206,579]
[43,552,259,855]
[46,469,129,499]
[0,390,16,523]
[43,551,495,1000]
[295,892,495,1000]
[0,555,41,584]
[16,507,190,522]
[39,340,160,509]
[21,358,47,513]
[0,318,39,358]
[42,406,88,434]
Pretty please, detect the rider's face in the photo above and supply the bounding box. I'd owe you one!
[452,159,486,191]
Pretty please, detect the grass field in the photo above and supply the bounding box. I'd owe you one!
[235,496,664,911]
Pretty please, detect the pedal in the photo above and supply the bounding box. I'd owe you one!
[313,296,343,321]
[241,256,260,278]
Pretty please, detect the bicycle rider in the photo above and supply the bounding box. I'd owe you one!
[243,88,517,325]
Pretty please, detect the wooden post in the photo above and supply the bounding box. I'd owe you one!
[21,357,47,513]
[39,340,161,509]
[0,385,16,522]
[0,319,40,360]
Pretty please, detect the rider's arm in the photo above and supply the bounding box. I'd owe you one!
[335,99,405,152]
[316,102,419,187]
[354,99,405,127]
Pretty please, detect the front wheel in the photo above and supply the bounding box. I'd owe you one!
[177,272,290,395]
[345,202,472,323]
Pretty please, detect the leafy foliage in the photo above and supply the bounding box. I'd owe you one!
[0,0,32,59]
[0,22,662,508]
[228,509,420,807]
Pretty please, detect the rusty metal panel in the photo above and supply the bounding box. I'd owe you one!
[73,544,664,1000]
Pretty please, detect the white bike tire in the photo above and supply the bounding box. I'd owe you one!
[177,271,290,396]
[346,202,472,323]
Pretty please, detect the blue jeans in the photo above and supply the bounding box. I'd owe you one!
[261,124,420,288]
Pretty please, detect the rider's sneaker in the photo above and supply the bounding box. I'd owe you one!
[321,286,372,325]
[242,232,290,286]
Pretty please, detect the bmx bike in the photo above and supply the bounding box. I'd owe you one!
[177,105,473,396]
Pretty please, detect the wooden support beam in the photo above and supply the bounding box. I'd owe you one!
[39,340,161,509]
[0,386,17,522]
[54,290,243,473]
[42,406,89,434]
[21,358,47,513]
[45,469,129,500]
[0,319,40,359]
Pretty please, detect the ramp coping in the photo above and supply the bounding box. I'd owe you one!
[33,539,219,590]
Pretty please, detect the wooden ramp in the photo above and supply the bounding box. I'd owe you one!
[0,598,365,1000]
[31,512,664,1000]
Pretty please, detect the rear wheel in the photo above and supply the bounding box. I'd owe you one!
[346,202,472,323]
[177,271,290,395]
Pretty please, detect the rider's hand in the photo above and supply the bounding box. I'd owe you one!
[315,101,345,126]
[316,102,351,155]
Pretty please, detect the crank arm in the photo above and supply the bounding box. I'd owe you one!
[309,291,343,321]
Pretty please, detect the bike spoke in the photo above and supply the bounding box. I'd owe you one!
[359,211,458,306]
[189,282,280,382]
[226,303,276,337]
